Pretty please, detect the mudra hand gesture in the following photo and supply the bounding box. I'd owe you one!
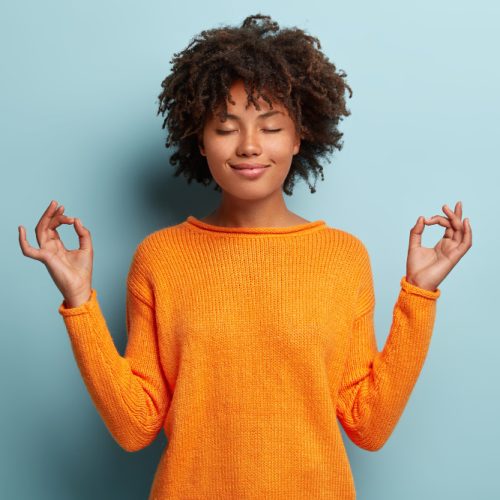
[18,200,94,308]
[406,201,472,291]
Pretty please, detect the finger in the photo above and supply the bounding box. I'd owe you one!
[41,204,73,242]
[456,217,472,255]
[52,205,75,226]
[442,204,463,237]
[48,212,75,230]
[73,218,92,251]
[18,225,43,260]
[36,200,61,246]
[425,214,454,240]
[41,200,59,220]
[450,201,464,244]
[408,216,425,250]
[424,215,452,228]
[445,201,464,243]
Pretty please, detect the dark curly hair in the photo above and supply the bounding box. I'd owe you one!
[157,13,353,195]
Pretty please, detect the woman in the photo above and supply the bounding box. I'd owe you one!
[18,13,472,500]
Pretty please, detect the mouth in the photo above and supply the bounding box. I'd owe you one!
[229,163,270,179]
[230,163,269,170]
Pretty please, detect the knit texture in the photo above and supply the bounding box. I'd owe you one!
[58,215,440,499]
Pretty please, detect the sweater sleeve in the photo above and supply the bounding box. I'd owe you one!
[57,243,170,452]
[336,242,440,451]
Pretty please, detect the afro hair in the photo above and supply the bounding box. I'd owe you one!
[157,13,353,195]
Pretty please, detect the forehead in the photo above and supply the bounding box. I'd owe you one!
[213,80,288,118]
[218,80,285,111]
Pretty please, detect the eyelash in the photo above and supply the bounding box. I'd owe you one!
[216,129,282,135]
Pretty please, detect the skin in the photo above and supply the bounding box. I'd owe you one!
[406,201,472,291]
[17,200,472,305]
[18,202,92,307]
[17,90,472,305]
[198,79,307,228]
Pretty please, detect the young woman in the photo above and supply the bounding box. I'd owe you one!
[18,13,471,500]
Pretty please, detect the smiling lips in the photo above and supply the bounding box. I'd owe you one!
[230,163,269,179]
[230,163,269,170]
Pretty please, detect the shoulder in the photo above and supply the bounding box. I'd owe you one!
[136,221,185,251]
[126,222,185,271]
[323,225,370,260]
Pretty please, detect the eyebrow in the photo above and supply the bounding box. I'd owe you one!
[222,110,284,121]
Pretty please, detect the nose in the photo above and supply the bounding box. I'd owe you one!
[236,129,262,157]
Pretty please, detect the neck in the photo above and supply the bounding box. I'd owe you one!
[205,192,299,228]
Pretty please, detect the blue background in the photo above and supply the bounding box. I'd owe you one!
[2,1,498,498]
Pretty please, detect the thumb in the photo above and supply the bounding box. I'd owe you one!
[73,218,92,251]
[408,216,425,250]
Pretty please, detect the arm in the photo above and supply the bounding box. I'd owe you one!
[58,244,170,452]
[336,244,440,451]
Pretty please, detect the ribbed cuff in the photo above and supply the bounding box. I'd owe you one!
[400,276,440,299]
[58,289,98,316]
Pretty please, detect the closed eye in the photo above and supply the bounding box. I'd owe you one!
[215,129,282,135]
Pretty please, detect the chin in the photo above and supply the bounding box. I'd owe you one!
[220,183,285,201]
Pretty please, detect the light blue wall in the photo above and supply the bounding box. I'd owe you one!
[2,1,497,498]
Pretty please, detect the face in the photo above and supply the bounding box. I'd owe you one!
[198,79,301,201]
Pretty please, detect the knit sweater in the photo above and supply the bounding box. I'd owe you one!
[58,215,440,500]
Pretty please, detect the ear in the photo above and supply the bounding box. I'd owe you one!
[198,134,206,156]
[293,133,301,156]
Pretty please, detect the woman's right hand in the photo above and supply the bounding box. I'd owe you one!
[18,200,94,308]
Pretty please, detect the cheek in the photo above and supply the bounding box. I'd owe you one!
[204,138,229,160]
[266,137,296,162]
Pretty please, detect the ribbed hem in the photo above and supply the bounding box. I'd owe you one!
[400,276,440,299]
[58,289,98,316]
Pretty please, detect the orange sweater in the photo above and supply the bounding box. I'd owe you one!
[58,215,440,499]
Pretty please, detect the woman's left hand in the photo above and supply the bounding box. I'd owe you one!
[405,201,472,291]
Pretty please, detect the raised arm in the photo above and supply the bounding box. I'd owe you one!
[58,243,170,452]
[336,243,440,451]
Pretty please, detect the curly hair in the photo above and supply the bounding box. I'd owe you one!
[157,13,353,195]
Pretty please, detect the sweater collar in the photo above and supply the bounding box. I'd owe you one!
[185,215,327,235]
